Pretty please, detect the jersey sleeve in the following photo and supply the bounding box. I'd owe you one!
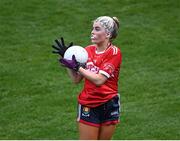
[99,50,122,78]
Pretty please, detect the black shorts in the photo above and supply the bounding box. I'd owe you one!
[77,95,120,127]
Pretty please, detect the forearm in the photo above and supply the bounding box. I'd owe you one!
[67,68,83,84]
[78,67,107,86]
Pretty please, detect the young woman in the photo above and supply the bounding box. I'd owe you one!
[52,16,122,140]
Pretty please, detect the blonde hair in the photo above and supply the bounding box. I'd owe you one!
[94,16,120,40]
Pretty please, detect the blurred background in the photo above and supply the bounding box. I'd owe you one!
[0,0,179,139]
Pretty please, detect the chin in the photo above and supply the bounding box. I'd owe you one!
[91,39,98,44]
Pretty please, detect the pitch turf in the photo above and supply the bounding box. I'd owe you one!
[0,0,180,139]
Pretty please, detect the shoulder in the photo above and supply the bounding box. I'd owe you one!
[104,45,122,64]
[108,45,122,58]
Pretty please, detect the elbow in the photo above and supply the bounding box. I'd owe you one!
[93,76,107,86]
[94,80,104,87]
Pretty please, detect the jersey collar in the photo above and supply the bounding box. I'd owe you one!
[95,43,112,54]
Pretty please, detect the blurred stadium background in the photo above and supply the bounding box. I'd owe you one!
[0,0,179,139]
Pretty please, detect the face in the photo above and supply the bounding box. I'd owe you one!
[91,22,110,44]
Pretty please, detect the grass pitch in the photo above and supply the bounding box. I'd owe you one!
[0,0,180,139]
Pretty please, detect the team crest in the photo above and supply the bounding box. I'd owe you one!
[82,107,90,117]
[103,63,115,77]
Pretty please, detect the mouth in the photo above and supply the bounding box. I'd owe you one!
[91,34,97,40]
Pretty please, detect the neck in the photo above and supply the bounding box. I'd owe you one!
[96,40,111,52]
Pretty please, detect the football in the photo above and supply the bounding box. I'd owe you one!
[64,46,88,63]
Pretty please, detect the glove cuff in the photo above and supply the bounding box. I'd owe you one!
[75,63,86,71]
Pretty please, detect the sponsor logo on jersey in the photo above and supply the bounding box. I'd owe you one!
[86,62,100,74]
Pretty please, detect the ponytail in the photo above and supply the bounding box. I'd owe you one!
[111,16,120,40]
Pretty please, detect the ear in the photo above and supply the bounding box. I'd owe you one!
[106,32,111,38]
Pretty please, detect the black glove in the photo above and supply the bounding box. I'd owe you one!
[52,37,73,57]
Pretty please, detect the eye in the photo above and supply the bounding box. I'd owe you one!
[95,27,101,31]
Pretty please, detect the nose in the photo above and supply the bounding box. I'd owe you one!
[91,29,95,35]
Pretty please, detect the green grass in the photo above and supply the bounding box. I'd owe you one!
[0,0,180,139]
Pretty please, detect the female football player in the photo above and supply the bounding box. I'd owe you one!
[52,16,122,140]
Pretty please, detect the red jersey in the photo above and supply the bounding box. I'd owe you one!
[78,44,122,107]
